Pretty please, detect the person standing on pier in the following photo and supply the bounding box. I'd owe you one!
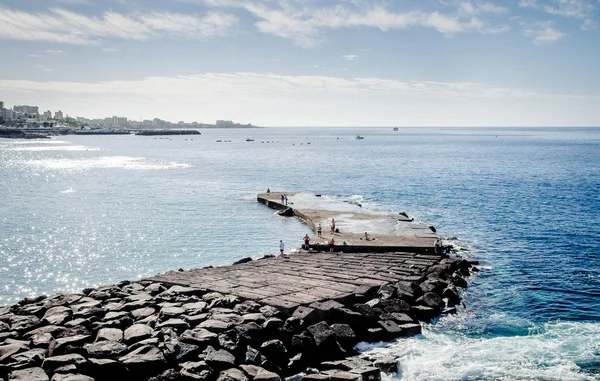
[329,237,335,253]
[330,218,336,233]
[304,234,310,250]
[285,195,288,205]
[317,223,322,237]
[281,195,285,204]
[279,240,285,256]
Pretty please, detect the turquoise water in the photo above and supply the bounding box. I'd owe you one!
[1,127,599,380]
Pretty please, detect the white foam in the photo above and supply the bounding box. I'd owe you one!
[11,145,102,152]
[358,320,600,381]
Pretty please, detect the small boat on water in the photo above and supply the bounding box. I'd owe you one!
[393,127,399,132]
[246,138,254,142]
[355,135,364,140]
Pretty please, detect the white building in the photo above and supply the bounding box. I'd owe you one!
[0,101,4,110]
[43,110,52,119]
[1,108,15,121]
[216,120,234,127]
[55,110,64,120]
[13,105,39,115]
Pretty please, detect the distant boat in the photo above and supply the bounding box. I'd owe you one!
[393,127,399,132]
[246,138,254,142]
[355,135,364,140]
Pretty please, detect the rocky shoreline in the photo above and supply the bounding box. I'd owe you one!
[0,254,477,381]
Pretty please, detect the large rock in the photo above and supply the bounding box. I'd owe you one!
[42,307,72,326]
[292,307,319,327]
[306,322,336,348]
[206,348,236,370]
[158,286,206,300]
[8,367,49,381]
[182,302,207,316]
[47,335,91,357]
[159,306,185,320]
[84,341,128,358]
[42,354,88,372]
[96,328,123,342]
[217,368,248,381]
[118,345,166,373]
[254,368,282,381]
[180,328,218,347]
[308,301,344,322]
[0,343,29,362]
[415,292,442,310]
[123,324,153,344]
[260,340,287,367]
[130,307,156,321]
[156,319,189,332]
[330,324,356,349]
[6,348,46,369]
[198,320,230,333]
[87,357,129,379]
[50,374,94,381]
[10,315,40,332]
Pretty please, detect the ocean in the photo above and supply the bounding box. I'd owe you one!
[1,127,599,380]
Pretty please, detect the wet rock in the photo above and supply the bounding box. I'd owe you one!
[9,315,40,332]
[124,324,153,344]
[42,354,88,372]
[180,328,218,347]
[307,322,337,349]
[410,306,437,322]
[372,356,398,374]
[205,348,236,370]
[84,340,128,358]
[380,299,411,313]
[232,257,253,265]
[452,275,468,289]
[442,287,460,306]
[47,335,90,357]
[8,367,49,381]
[217,367,248,381]
[351,304,376,321]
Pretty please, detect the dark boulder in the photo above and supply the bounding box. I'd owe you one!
[217,368,248,381]
[232,257,253,265]
[205,348,236,370]
[84,341,128,358]
[7,367,49,381]
[180,328,218,347]
[330,324,356,350]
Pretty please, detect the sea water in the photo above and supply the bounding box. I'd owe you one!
[1,127,599,380]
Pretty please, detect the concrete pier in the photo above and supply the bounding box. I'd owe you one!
[257,192,437,253]
[0,192,474,381]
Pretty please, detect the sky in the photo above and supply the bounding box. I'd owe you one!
[0,0,598,127]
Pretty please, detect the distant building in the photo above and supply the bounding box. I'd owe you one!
[55,110,64,120]
[43,110,52,119]
[13,105,39,115]
[116,117,127,126]
[216,120,234,127]
[0,101,4,110]
[1,108,15,121]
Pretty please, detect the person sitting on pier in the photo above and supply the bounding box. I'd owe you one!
[329,237,335,253]
[363,232,370,241]
[317,223,322,237]
[267,188,270,193]
[303,234,310,250]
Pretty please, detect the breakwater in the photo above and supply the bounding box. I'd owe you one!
[0,193,476,381]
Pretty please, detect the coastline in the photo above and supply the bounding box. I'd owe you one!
[0,193,476,381]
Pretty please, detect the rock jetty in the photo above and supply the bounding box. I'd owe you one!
[0,193,477,380]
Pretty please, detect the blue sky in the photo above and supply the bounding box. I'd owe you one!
[0,0,598,126]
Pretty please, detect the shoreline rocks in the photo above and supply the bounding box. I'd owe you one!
[0,255,475,381]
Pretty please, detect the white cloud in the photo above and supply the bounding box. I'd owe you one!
[342,54,358,61]
[190,1,510,46]
[518,0,597,19]
[523,20,565,44]
[581,17,597,30]
[0,6,238,45]
[458,1,508,15]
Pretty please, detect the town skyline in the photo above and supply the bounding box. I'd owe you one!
[0,0,599,127]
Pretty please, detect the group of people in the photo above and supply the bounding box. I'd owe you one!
[280,218,338,256]
[280,195,288,205]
